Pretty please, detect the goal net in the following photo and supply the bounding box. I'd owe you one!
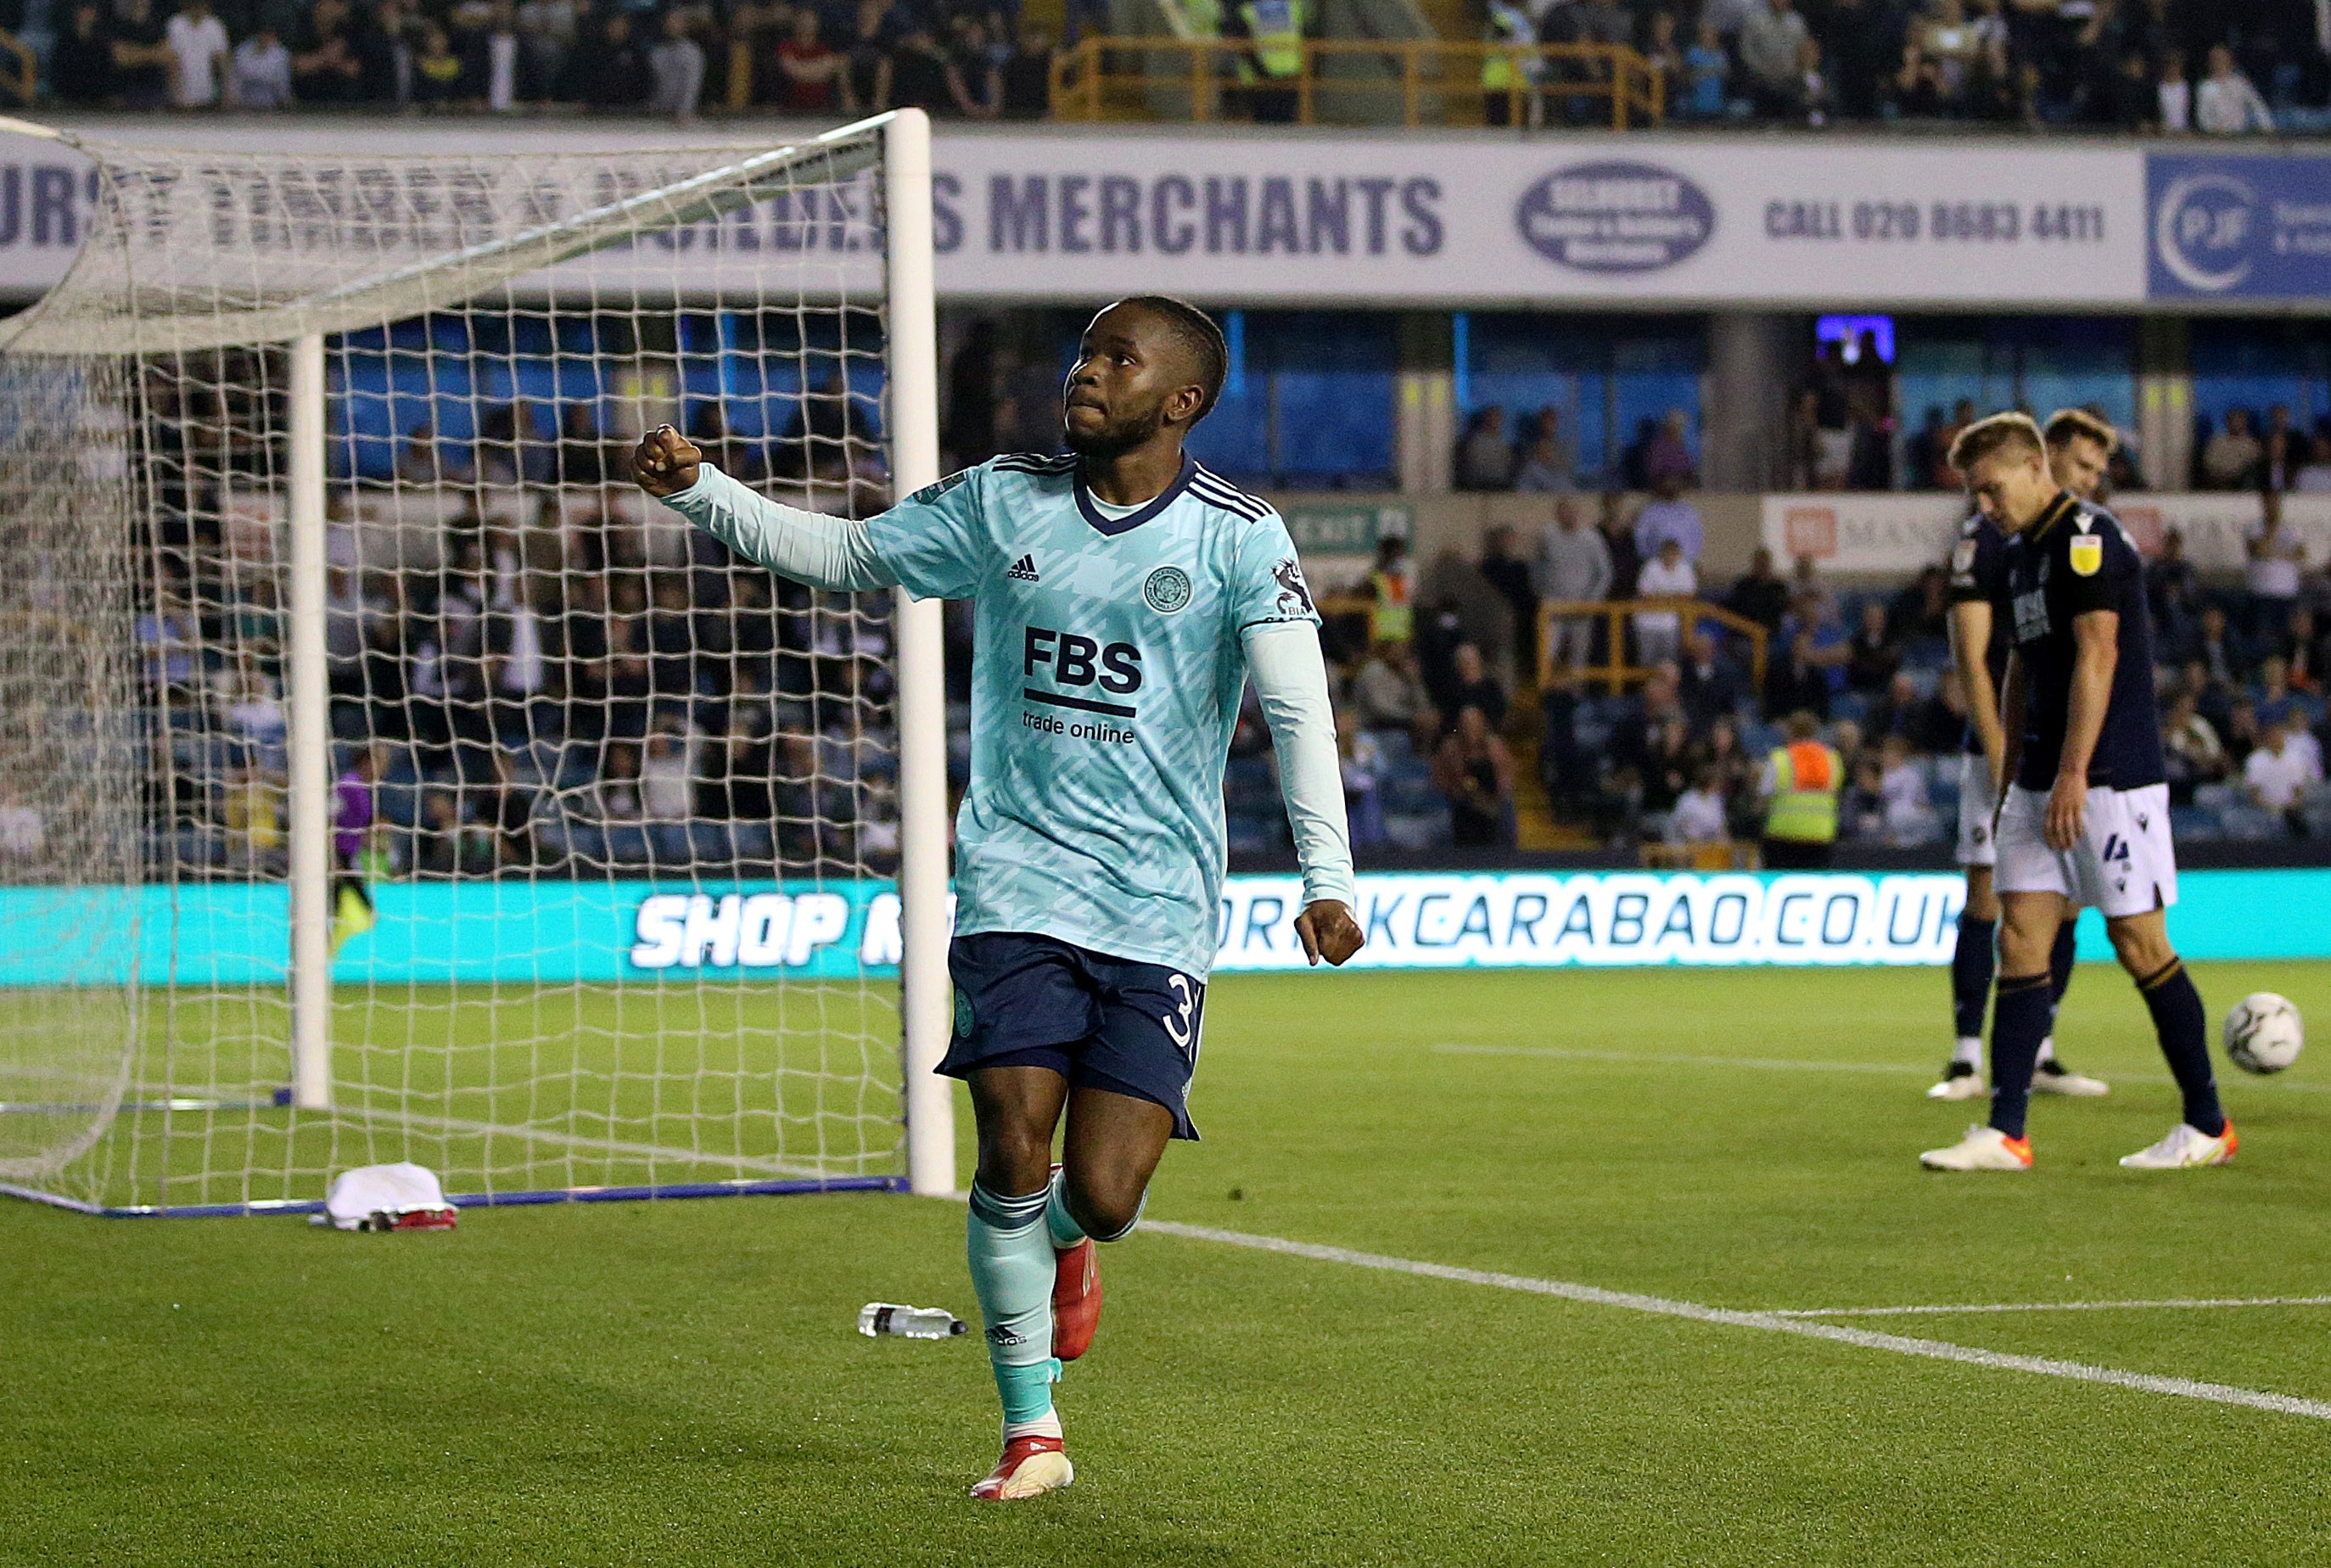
[0,111,952,1216]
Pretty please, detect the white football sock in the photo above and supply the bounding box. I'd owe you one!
[1953,1036,1983,1068]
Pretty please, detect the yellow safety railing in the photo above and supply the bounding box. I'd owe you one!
[1048,36,1663,129]
[1537,598,1768,697]
[0,28,34,108]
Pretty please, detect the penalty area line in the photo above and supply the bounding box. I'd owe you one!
[1143,1220,2331,1425]
[1433,1043,1929,1076]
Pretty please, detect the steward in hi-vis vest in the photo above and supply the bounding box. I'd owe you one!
[1760,710,1841,869]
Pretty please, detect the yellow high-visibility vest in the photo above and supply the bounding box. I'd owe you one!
[1368,567,1413,644]
[1241,0,1304,79]
[1764,741,1841,844]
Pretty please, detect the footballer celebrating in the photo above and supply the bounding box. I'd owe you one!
[1929,409,2117,1102]
[1922,413,2229,1173]
[636,297,1364,1497]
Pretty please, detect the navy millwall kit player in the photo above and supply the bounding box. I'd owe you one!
[1928,410,2116,1102]
[634,298,1365,1498]
[1922,413,2233,1172]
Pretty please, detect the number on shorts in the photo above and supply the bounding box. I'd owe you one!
[1162,973,1197,1060]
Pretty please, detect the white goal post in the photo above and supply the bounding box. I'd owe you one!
[0,110,955,1213]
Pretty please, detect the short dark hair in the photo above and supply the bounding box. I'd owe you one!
[1118,294,1229,422]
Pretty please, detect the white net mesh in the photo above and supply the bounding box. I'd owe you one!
[0,118,921,1213]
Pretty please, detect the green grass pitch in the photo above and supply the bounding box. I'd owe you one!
[9,958,2331,1565]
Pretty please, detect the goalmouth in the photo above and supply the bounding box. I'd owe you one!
[0,110,955,1215]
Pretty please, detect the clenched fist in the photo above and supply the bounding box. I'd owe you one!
[633,424,702,498]
[1295,899,1364,967]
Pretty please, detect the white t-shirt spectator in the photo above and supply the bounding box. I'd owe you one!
[1633,552,1698,638]
[2247,526,2304,600]
[165,9,232,106]
[2244,736,2321,809]
[2196,68,2275,135]
[1665,785,1729,845]
[231,34,293,106]
[2159,76,2190,131]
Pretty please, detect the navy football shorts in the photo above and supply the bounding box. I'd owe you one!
[940,932,1206,1140]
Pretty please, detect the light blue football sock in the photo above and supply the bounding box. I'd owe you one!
[967,1180,1060,1428]
[1044,1167,1086,1251]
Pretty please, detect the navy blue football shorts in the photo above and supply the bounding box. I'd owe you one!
[939,932,1206,1140]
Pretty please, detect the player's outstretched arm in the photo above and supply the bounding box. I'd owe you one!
[1244,621,1363,967]
[632,425,898,593]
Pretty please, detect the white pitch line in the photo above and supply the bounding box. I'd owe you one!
[1143,1221,2331,1424]
[1776,1296,2331,1319]
[349,1109,831,1180]
[1433,1043,1929,1076]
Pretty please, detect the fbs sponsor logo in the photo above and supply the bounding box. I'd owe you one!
[1516,160,1715,273]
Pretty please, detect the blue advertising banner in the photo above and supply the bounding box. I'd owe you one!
[2147,150,2331,300]
[2,870,2320,987]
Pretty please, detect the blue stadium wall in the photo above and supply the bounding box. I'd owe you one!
[5,870,2323,985]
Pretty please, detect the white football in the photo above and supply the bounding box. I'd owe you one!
[2224,993,2305,1075]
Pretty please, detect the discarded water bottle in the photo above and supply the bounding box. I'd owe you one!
[858,1302,967,1339]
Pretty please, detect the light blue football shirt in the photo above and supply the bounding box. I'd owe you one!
[865,451,1320,978]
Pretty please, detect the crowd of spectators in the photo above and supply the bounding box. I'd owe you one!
[126,355,905,883]
[1628,0,2323,131]
[12,0,1058,119]
[1289,474,2331,858]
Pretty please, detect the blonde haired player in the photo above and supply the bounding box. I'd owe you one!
[1929,408,2119,1101]
[1922,413,2231,1171]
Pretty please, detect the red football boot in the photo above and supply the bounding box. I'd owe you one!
[969,1435,1073,1500]
[1051,1235,1101,1360]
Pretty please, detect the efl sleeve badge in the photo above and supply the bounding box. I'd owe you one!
[2068,536,2104,577]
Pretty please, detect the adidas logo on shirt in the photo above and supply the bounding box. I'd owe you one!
[1006,554,1041,582]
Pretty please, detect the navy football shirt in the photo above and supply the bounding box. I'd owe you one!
[1994,491,2167,792]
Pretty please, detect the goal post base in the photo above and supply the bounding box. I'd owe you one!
[0,1173,910,1220]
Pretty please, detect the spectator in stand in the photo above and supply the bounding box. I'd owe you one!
[2295,434,2331,493]
[51,3,117,104]
[884,23,982,116]
[1456,406,1514,491]
[1818,0,1892,119]
[412,21,466,104]
[2154,47,2191,129]
[1444,641,1510,734]
[1844,599,1900,695]
[1925,397,1977,490]
[2195,602,2250,692]
[2199,409,2260,488]
[1642,410,1696,488]
[1667,762,1731,847]
[1888,563,1951,647]
[1535,496,1612,672]
[1905,667,1969,753]
[1678,625,1745,724]
[294,0,367,104]
[773,8,850,113]
[1514,408,1574,491]
[1598,490,1641,597]
[232,25,295,105]
[470,1,521,112]
[2245,713,2323,827]
[2248,493,2306,646]
[1351,641,1434,747]
[109,0,176,108]
[1633,473,1702,566]
[2162,686,2228,804]
[1739,0,1812,116]
[2286,606,2324,693]
[1478,526,1539,679]
[2197,43,2275,134]
[1633,536,1697,669]
[356,0,412,105]
[568,10,650,108]
[1724,546,1790,636]
[2149,526,2201,658]
[165,0,232,108]
[1773,587,1849,718]
[999,22,1056,119]
[649,9,705,120]
[1433,705,1517,848]
[513,0,575,103]
[1681,17,1732,117]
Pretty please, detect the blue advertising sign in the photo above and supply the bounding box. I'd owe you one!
[3,871,2323,987]
[2147,151,2331,300]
